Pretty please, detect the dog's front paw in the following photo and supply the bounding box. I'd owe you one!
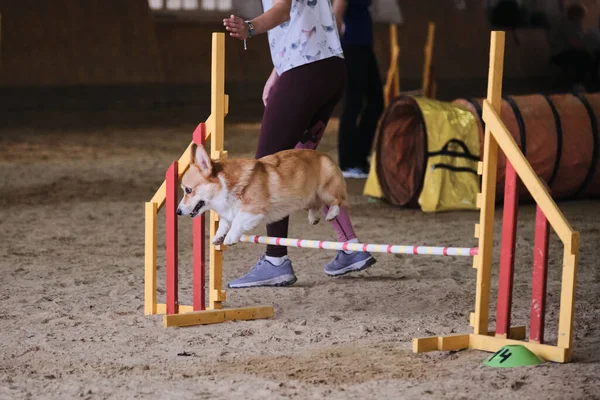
[212,235,225,246]
[223,234,239,246]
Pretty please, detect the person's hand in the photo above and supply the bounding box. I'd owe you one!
[223,15,250,40]
[262,72,279,106]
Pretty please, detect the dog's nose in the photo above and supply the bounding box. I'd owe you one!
[176,208,182,216]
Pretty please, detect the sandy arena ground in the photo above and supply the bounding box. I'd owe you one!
[1,119,600,399]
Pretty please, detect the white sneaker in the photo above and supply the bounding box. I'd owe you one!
[342,168,369,179]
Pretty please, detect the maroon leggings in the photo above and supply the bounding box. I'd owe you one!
[256,56,348,257]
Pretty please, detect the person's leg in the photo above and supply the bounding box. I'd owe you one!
[293,87,377,277]
[293,85,362,244]
[254,78,318,259]
[338,46,369,173]
[554,50,593,91]
[256,59,347,258]
[356,47,384,171]
[228,57,347,288]
[569,49,592,88]
[227,75,319,288]
[293,66,377,276]
[551,52,577,92]
[576,50,594,90]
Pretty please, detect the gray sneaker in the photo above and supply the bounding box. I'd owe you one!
[324,251,377,276]
[227,255,297,288]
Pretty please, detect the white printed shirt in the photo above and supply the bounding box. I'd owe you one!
[261,0,344,75]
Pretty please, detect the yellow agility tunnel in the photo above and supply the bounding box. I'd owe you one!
[364,93,600,211]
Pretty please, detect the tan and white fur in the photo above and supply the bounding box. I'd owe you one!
[176,144,348,246]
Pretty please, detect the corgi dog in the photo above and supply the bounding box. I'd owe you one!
[176,144,348,246]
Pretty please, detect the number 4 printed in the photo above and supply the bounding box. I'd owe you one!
[488,348,513,364]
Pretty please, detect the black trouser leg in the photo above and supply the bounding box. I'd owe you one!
[338,46,370,170]
[356,47,384,169]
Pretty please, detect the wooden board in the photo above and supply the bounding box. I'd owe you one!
[413,326,526,354]
[412,337,439,353]
[208,32,227,311]
[422,22,436,98]
[557,233,579,361]
[384,24,400,107]
[166,161,179,315]
[193,213,206,311]
[473,31,505,336]
[144,202,158,315]
[530,205,550,343]
[469,334,568,363]
[209,211,224,309]
[210,32,225,159]
[157,304,194,314]
[496,161,518,337]
[193,123,207,311]
[163,306,274,327]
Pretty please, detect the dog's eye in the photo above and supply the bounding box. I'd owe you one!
[185,187,192,194]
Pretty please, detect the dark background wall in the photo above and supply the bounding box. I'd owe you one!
[0,0,163,85]
[1,0,598,127]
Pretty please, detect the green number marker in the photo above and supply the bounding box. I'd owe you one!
[483,345,544,368]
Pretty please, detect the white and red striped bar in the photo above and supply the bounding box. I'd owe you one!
[239,235,478,257]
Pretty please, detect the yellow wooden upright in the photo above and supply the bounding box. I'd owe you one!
[384,24,400,108]
[144,32,273,327]
[391,25,400,97]
[422,22,436,98]
[558,234,579,360]
[473,31,505,335]
[209,32,227,310]
[144,202,158,315]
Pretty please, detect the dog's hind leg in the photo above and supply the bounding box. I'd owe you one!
[223,212,264,246]
[319,184,346,222]
[308,208,321,225]
[325,205,340,221]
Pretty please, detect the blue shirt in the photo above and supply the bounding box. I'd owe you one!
[341,0,373,47]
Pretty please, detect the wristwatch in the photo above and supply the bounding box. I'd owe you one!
[244,20,255,38]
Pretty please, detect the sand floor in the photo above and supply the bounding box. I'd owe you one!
[1,119,600,399]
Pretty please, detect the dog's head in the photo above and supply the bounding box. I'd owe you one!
[176,143,221,218]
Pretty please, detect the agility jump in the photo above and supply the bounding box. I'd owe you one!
[145,33,274,327]
[239,235,477,256]
[144,31,580,363]
[412,31,580,363]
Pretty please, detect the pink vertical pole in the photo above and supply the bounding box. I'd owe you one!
[495,161,518,337]
[192,123,206,311]
[166,161,179,315]
[530,204,550,343]
[192,215,205,311]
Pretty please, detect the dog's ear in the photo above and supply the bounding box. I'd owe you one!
[191,143,213,175]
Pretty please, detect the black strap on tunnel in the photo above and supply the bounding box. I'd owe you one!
[430,164,479,175]
[463,98,485,189]
[428,138,480,161]
[466,98,485,131]
[415,99,430,198]
[573,93,599,198]
[428,138,480,176]
[542,95,563,188]
[503,95,527,157]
